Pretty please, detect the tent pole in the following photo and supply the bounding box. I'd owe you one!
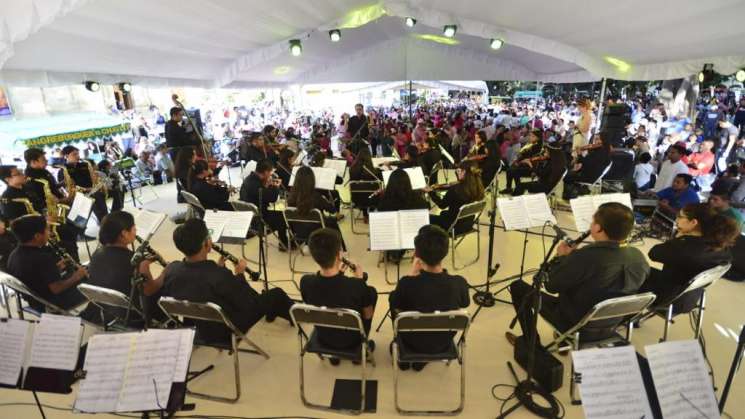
[408,80,413,120]
[595,77,607,134]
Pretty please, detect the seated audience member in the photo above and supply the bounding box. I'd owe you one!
[286,166,346,250]
[709,184,745,229]
[651,144,689,192]
[687,138,716,177]
[710,164,740,197]
[162,219,293,342]
[6,215,88,312]
[87,211,164,324]
[239,159,289,248]
[506,203,648,346]
[428,161,484,233]
[633,152,655,192]
[655,173,699,215]
[188,159,232,211]
[389,225,470,371]
[300,229,377,358]
[640,203,738,312]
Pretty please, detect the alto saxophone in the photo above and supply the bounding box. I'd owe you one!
[31,178,70,223]
[0,197,60,239]
[57,165,77,199]
[83,160,107,199]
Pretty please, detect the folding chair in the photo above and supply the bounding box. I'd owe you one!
[348,180,382,234]
[644,263,731,342]
[229,199,264,263]
[547,169,568,210]
[576,162,612,195]
[283,207,324,284]
[76,283,168,330]
[181,190,206,220]
[158,296,270,403]
[392,310,470,415]
[543,292,657,405]
[446,200,487,270]
[290,303,374,415]
[0,272,88,319]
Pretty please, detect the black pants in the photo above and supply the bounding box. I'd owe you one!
[256,287,294,324]
[509,280,568,346]
[505,165,533,190]
[110,186,125,212]
[91,191,109,224]
[513,180,549,196]
[262,210,289,246]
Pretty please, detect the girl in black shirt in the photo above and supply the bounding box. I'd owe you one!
[376,169,428,212]
[173,146,196,203]
[287,166,346,250]
[641,203,738,312]
[428,161,485,233]
[276,148,295,189]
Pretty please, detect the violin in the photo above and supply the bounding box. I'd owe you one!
[206,176,237,194]
[515,154,550,167]
[429,181,459,190]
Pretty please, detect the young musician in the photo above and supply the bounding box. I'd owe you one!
[512,143,567,196]
[87,211,164,324]
[287,166,346,250]
[640,203,738,312]
[173,146,196,203]
[480,138,502,189]
[389,225,470,371]
[165,106,197,161]
[300,228,377,364]
[309,152,343,214]
[501,129,543,194]
[162,219,293,342]
[562,132,612,200]
[276,148,296,189]
[6,215,87,312]
[418,137,442,183]
[242,133,276,163]
[239,159,289,249]
[188,159,233,210]
[349,147,381,181]
[427,161,484,233]
[376,169,429,212]
[506,203,649,346]
[58,145,109,223]
[24,148,71,207]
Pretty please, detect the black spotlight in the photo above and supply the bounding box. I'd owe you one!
[118,82,132,93]
[289,39,302,56]
[698,63,715,84]
[405,17,416,27]
[328,29,341,42]
[84,81,100,92]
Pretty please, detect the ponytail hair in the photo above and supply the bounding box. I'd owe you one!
[680,203,740,250]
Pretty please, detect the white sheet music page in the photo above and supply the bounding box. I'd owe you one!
[293,150,307,166]
[204,210,252,240]
[572,346,653,419]
[497,196,531,230]
[570,196,596,231]
[369,211,401,250]
[323,159,348,178]
[311,167,338,190]
[67,193,94,223]
[439,144,455,165]
[28,314,81,371]
[398,209,430,249]
[116,332,179,412]
[372,157,397,167]
[645,340,720,419]
[0,319,30,386]
[134,210,166,238]
[404,167,427,190]
[244,160,257,174]
[522,193,556,226]
[145,329,195,382]
[74,333,132,413]
[202,213,225,243]
[592,193,633,211]
[288,165,301,186]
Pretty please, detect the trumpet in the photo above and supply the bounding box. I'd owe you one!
[134,236,168,267]
[210,244,261,281]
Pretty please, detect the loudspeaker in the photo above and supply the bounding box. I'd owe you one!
[514,336,564,393]
[600,104,631,147]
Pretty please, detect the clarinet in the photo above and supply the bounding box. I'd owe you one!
[134,236,168,267]
[211,244,261,281]
[48,238,84,277]
[565,230,591,247]
[341,256,368,282]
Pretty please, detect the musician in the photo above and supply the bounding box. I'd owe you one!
[418,137,442,184]
[346,103,369,143]
[376,169,429,212]
[0,220,17,271]
[300,228,377,363]
[24,148,71,206]
[571,98,593,155]
[58,145,109,223]
[87,211,164,324]
[309,152,343,214]
[562,132,612,200]
[505,203,649,347]
[480,138,502,188]
[389,225,469,371]
[349,147,381,181]
[427,161,485,233]
[640,203,737,312]
[162,219,293,343]
[6,215,87,312]
[276,148,296,189]
[501,129,543,194]
[243,133,276,163]
[287,166,346,250]
[238,159,290,249]
[188,159,232,211]
[165,107,198,161]
[174,146,197,203]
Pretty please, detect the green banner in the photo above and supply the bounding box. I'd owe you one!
[19,123,131,147]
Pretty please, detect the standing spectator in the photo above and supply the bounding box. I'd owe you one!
[652,145,689,192]
[154,144,174,183]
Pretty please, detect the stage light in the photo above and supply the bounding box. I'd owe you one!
[443,25,457,38]
[405,17,416,27]
[736,70,745,83]
[698,63,714,84]
[490,38,504,50]
[84,81,100,92]
[119,82,132,93]
[289,39,302,57]
[329,29,341,42]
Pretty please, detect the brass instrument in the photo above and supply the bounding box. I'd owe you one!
[134,235,168,267]
[57,165,76,199]
[1,196,63,240]
[84,160,107,198]
[210,244,261,281]
[31,178,70,223]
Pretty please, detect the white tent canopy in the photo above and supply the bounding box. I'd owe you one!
[1,0,745,88]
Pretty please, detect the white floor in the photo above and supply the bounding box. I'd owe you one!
[1,167,743,419]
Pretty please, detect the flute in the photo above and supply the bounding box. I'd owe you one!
[211,244,261,281]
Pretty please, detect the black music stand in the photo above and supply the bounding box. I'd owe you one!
[720,325,745,413]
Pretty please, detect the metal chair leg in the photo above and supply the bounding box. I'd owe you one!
[694,292,706,340]
[570,331,581,405]
[661,305,673,342]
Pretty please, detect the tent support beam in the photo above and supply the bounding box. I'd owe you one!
[594,77,607,134]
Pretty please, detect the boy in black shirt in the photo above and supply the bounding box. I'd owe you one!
[299,228,377,365]
[389,225,470,371]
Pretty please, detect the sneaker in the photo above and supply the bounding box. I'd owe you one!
[412,362,426,372]
[398,362,411,371]
[367,339,376,353]
[329,357,341,366]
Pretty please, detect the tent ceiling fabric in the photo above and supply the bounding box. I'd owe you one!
[1,0,745,87]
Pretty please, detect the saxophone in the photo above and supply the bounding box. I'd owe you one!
[57,165,77,199]
[1,196,62,240]
[83,160,107,198]
[32,178,70,223]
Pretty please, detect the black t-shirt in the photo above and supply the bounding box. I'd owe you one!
[239,172,279,215]
[389,270,470,353]
[164,120,194,149]
[347,115,369,140]
[1,186,42,222]
[57,162,93,188]
[190,178,230,210]
[7,245,85,311]
[300,272,375,349]
[87,246,143,321]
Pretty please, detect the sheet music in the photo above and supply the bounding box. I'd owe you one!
[29,314,81,371]
[293,149,307,166]
[497,197,531,230]
[145,329,195,382]
[369,211,401,251]
[203,215,225,243]
[74,333,131,413]
[134,210,166,238]
[311,167,338,190]
[572,346,653,419]
[288,165,301,186]
[523,193,556,225]
[372,157,397,167]
[398,209,430,249]
[67,193,94,224]
[323,159,348,178]
[645,340,720,419]
[116,332,179,412]
[592,193,633,211]
[404,167,427,190]
[244,160,257,174]
[204,210,253,240]
[570,196,596,231]
[0,319,30,386]
[439,144,455,165]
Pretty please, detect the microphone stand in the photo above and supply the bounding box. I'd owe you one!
[257,185,269,291]
[123,232,155,328]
